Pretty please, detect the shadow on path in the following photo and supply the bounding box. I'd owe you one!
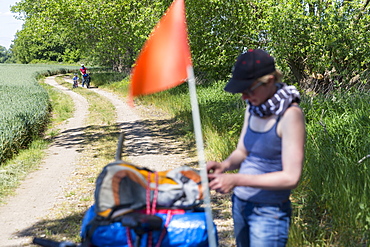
[50,118,194,161]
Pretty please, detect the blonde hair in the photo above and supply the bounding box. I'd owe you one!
[258,70,283,84]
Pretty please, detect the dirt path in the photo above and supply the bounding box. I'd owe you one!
[0,76,202,246]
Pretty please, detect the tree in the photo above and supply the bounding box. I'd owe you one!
[10,0,370,92]
[261,0,370,91]
[11,0,81,63]
[186,0,263,81]
[0,46,10,63]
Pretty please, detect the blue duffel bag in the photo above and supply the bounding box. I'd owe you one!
[80,205,218,247]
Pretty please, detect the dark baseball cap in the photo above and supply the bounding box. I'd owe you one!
[224,49,275,93]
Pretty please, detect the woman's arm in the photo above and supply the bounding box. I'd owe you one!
[233,106,305,190]
[207,108,250,174]
[209,106,305,193]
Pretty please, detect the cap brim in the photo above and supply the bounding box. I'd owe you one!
[224,78,254,94]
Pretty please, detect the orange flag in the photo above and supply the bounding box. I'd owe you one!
[129,0,192,105]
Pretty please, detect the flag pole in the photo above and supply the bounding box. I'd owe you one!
[187,65,217,247]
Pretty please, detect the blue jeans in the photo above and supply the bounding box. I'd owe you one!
[232,194,291,247]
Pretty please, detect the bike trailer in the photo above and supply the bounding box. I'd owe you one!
[81,205,216,247]
[80,160,218,247]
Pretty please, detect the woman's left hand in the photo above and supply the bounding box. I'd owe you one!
[208,173,236,194]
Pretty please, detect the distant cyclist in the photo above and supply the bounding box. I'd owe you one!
[80,64,87,76]
[80,64,89,88]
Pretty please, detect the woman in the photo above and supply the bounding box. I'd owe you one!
[207,49,305,247]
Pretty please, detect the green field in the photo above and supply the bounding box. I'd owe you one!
[0,64,77,164]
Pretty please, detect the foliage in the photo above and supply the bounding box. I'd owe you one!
[0,64,77,164]
[262,0,370,91]
[9,0,370,92]
[10,0,171,69]
[10,16,79,64]
[0,46,12,63]
[186,0,261,80]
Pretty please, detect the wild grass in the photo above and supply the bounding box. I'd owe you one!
[0,139,50,204]
[101,74,369,246]
[40,80,75,127]
[290,92,370,246]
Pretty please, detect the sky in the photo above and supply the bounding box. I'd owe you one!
[0,0,24,49]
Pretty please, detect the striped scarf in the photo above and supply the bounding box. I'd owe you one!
[247,83,301,117]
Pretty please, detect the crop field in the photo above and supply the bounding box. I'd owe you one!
[0,64,77,164]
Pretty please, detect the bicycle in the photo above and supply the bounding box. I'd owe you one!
[73,80,78,89]
[82,74,91,88]
[72,74,79,89]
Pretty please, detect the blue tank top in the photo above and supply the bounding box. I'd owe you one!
[233,116,291,203]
